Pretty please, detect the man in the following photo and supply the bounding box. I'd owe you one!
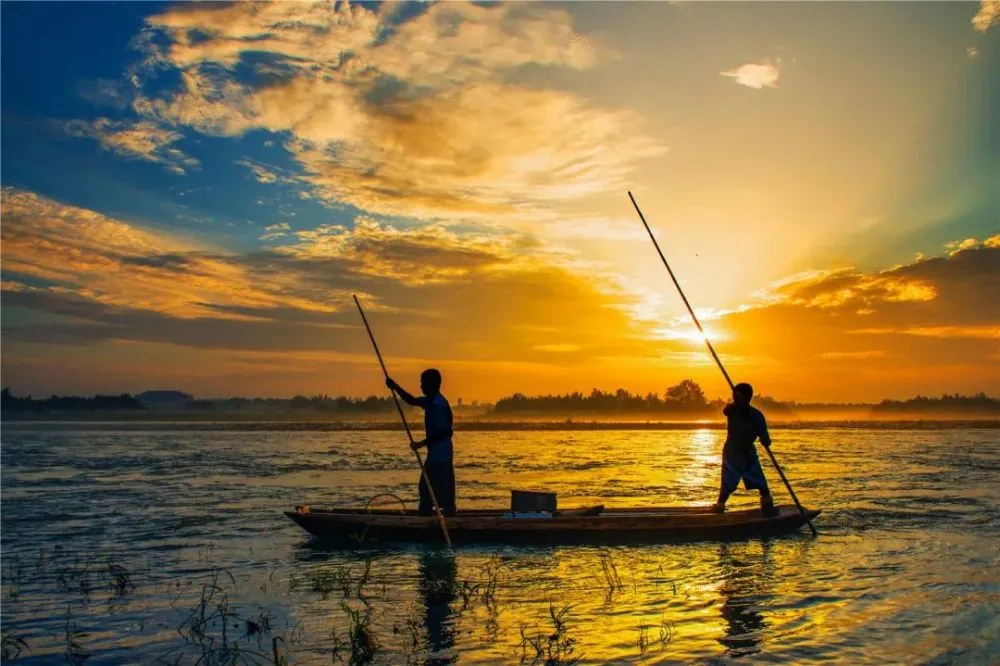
[385,369,457,517]
[711,382,778,516]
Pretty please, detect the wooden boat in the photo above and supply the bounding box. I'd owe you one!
[285,504,821,545]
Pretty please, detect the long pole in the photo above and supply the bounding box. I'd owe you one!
[353,295,453,547]
[627,191,817,536]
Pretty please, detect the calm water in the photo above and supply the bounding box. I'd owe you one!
[2,425,998,664]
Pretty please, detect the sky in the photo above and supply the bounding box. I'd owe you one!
[2,0,998,403]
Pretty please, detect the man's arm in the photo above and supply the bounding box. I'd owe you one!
[386,377,423,407]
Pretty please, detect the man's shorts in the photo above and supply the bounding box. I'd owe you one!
[721,448,769,494]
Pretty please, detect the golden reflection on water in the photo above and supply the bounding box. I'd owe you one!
[4,426,999,664]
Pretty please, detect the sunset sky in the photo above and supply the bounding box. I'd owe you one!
[2,1,998,402]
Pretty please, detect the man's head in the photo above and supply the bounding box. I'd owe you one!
[420,368,442,396]
[732,382,754,405]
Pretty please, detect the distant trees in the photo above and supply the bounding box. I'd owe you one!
[872,393,999,415]
[494,380,719,414]
[3,386,997,418]
[665,379,707,406]
[1,388,143,412]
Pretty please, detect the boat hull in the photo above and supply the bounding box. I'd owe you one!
[284,505,821,546]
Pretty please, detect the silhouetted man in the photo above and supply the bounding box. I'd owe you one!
[712,383,778,516]
[386,369,457,517]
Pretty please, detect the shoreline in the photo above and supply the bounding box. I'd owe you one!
[3,418,998,431]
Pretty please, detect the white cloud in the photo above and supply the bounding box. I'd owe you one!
[720,62,780,90]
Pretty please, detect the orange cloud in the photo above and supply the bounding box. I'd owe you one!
[3,188,997,401]
[849,326,1000,340]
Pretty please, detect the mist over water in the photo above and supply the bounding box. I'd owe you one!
[2,425,998,664]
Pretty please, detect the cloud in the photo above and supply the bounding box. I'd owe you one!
[532,344,583,353]
[280,217,541,285]
[0,188,333,318]
[76,78,130,110]
[116,1,661,221]
[720,62,780,89]
[707,234,1000,397]
[848,326,1000,340]
[972,0,999,32]
[259,222,291,241]
[1,188,678,372]
[235,159,285,185]
[62,118,199,175]
[4,189,997,400]
[819,350,888,360]
[759,268,937,310]
[946,237,981,256]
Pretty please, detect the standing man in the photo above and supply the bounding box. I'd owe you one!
[386,369,457,517]
[712,382,778,516]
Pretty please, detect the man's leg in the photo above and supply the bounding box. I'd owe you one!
[713,458,740,513]
[743,455,778,516]
[420,463,456,517]
[418,467,434,516]
[434,462,457,517]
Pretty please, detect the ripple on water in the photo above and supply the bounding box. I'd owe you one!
[0,427,997,664]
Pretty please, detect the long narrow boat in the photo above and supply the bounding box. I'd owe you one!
[285,504,821,545]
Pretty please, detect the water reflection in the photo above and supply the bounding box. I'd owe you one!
[418,550,458,665]
[717,540,774,658]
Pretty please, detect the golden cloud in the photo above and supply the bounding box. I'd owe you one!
[973,0,999,32]
[121,1,661,220]
[62,118,199,175]
[0,188,332,318]
[1,188,678,373]
[849,326,1000,340]
[819,350,888,360]
[763,268,937,310]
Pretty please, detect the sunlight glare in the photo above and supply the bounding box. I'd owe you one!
[653,326,730,345]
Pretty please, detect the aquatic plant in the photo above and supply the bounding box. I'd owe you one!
[1,627,30,660]
[341,602,380,665]
[598,550,624,600]
[518,602,580,666]
[63,605,90,665]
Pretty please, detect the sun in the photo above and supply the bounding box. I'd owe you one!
[653,326,730,345]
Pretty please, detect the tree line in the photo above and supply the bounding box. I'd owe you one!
[492,380,793,414]
[3,385,997,416]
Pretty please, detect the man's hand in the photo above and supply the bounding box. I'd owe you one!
[410,439,425,451]
[385,377,400,393]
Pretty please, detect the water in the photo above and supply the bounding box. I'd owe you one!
[2,425,998,664]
